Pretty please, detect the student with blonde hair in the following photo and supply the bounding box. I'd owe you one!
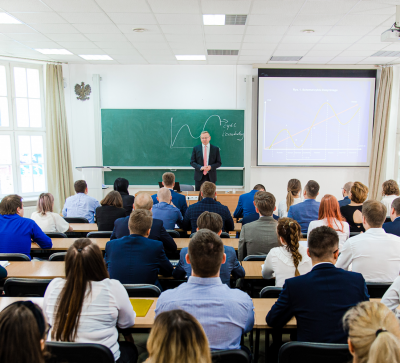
[343,301,400,363]
[145,309,211,363]
[31,193,72,233]
[278,179,302,218]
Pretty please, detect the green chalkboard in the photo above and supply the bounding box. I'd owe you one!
[101,109,244,167]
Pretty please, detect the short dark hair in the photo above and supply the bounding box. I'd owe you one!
[188,229,224,277]
[308,226,339,260]
[392,197,400,216]
[254,191,275,216]
[74,180,87,194]
[253,184,265,191]
[128,209,153,236]
[197,211,223,234]
[113,178,129,194]
[0,194,22,215]
[305,180,320,198]
[362,200,386,228]
[201,182,216,198]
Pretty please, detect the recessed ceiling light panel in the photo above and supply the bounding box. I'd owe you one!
[79,55,113,60]
[36,49,73,55]
[132,28,146,32]
[176,55,206,61]
[203,14,225,26]
[0,13,22,24]
[302,29,315,33]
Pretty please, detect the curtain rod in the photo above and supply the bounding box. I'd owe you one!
[0,54,67,64]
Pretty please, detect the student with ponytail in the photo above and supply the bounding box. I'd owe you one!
[262,218,312,286]
[43,239,138,363]
[343,301,400,363]
[277,179,302,218]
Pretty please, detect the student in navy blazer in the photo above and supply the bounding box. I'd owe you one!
[383,197,400,237]
[233,184,265,218]
[287,180,320,234]
[105,210,173,290]
[266,226,369,344]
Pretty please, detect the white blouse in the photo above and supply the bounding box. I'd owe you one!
[43,278,136,361]
[307,218,350,250]
[277,197,302,218]
[31,212,70,233]
[381,195,400,217]
[262,244,312,287]
[382,276,400,319]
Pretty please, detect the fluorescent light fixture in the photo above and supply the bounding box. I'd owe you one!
[203,14,225,26]
[79,55,113,60]
[0,13,22,24]
[36,49,73,55]
[175,55,206,61]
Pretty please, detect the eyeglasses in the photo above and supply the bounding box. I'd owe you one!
[333,249,339,255]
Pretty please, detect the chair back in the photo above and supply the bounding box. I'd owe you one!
[278,342,351,363]
[166,229,180,238]
[86,231,112,239]
[349,232,360,237]
[64,217,89,223]
[385,217,392,224]
[123,284,161,297]
[366,282,392,298]
[212,349,250,363]
[47,342,114,363]
[180,184,194,191]
[260,286,283,298]
[4,278,52,297]
[49,252,67,261]
[0,253,30,261]
[243,255,267,261]
[45,232,68,238]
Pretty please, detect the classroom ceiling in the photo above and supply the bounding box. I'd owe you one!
[0,0,399,65]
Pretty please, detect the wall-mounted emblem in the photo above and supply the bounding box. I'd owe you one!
[75,82,91,101]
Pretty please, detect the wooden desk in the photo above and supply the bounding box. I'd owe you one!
[6,261,65,279]
[32,238,109,251]
[242,261,264,279]
[69,224,98,232]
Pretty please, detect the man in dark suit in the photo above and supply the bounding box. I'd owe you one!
[110,192,177,254]
[383,197,400,237]
[182,182,234,234]
[338,181,353,207]
[190,131,221,191]
[266,225,369,344]
[105,209,173,289]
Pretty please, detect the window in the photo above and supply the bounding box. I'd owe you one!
[0,62,46,198]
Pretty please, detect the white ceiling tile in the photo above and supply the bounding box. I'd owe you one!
[205,56,238,62]
[169,46,205,53]
[117,60,148,64]
[133,42,171,50]
[367,26,391,36]
[239,55,269,61]
[241,42,277,50]
[379,43,400,51]
[125,33,166,42]
[300,0,358,14]
[57,41,99,48]
[245,25,288,35]
[0,0,52,12]
[339,50,376,57]
[10,12,67,24]
[320,35,362,43]
[117,24,160,34]
[6,33,51,41]
[165,34,204,42]
[139,49,174,56]
[240,49,273,56]
[349,1,395,14]
[346,43,388,51]
[104,54,145,61]
[356,35,384,43]
[276,43,315,51]
[94,41,133,49]
[147,0,200,14]
[305,50,343,57]
[95,0,151,12]
[107,13,157,24]
[286,25,332,36]
[84,33,127,41]
[102,48,142,55]
[201,0,250,13]
[251,0,305,15]
[338,14,393,26]
[86,60,119,64]
[68,49,107,55]
[73,24,121,34]
[297,56,334,63]
[207,59,238,64]
[293,14,344,26]
[273,50,308,56]
[204,25,245,35]
[143,54,177,60]
[312,43,349,51]
[154,13,201,25]
[358,57,396,64]
[280,35,322,43]
[30,24,80,33]
[243,34,282,43]
[17,40,63,48]
[204,34,243,42]
[328,56,367,64]
[327,25,377,36]
[205,42,242,49]
[46,54,84,61]
[0,24,37,33]
[247,14,296,26]
[41,0,102,12]
[46,33,89,41]
[159,24,203,34]
[59,13,112,24]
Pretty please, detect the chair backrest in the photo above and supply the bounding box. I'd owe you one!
[0,253,30,261]
[64,217,89,223]
[180,184,194,191]
[279,342,351,363]
[4,278,52,297]
[166,229,180,238]
[243,255,267,261]
[260,286,283,298]
[45,232,68,238]
[47,342,114,363]
[49,252,67,261]
[86,231,112,238]
[385,217,392,224]
[220,232,230,239]
[211,349,250,363]
[366,282,392,298]
[349,231,360,237]
[123,284,161,297]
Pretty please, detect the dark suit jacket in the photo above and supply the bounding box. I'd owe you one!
[190,144,221,182]
[110,216,177,253]
[266,263,369,343]
[104,234,173,288]
[119,192,135,216]
[95,205,127,231]
[383,217,400,237]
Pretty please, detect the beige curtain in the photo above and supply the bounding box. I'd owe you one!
[45,64,74,213]
[368,66,393,200]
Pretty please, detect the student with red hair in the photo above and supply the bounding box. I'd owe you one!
[307,194,350,249]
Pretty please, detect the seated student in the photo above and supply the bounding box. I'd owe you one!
[278,179,302,218]
[233,184,265,218]
[0,301,50,363]
[95,191,126,231]
[381,179,400,217]
[262,218,312,286]
[105,209,173,288]
[338,182,353,207]
[343,301,400,363]
[145,310,211,363]
[44,239,138,363]
[340,181,368,233]
[0,194,52,259]
[383,197,400,237]
[307,194,349,250]
[31,193,73,233]
[111,192,177,253]
[152,172,187,216]
[382,276,400,319]
[266,226,369,343]
[336,200,400,282]
[182,182,234,234]
[152,188,183,230]
[238,191,279,261]
[0,265,7,279]
[156,229,254,351]
[62,180,100,223]
[287,180,320,234]
[173,211,245,285]
[114,177,135,215]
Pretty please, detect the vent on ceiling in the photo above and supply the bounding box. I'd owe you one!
[207,49,239,56]
[371,51,400,57]
[270,56,303,62]
[225,14,247,25]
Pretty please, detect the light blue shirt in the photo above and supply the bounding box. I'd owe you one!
[155,276,254,350]
[62,193,100,223]
[152,202,182,230]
